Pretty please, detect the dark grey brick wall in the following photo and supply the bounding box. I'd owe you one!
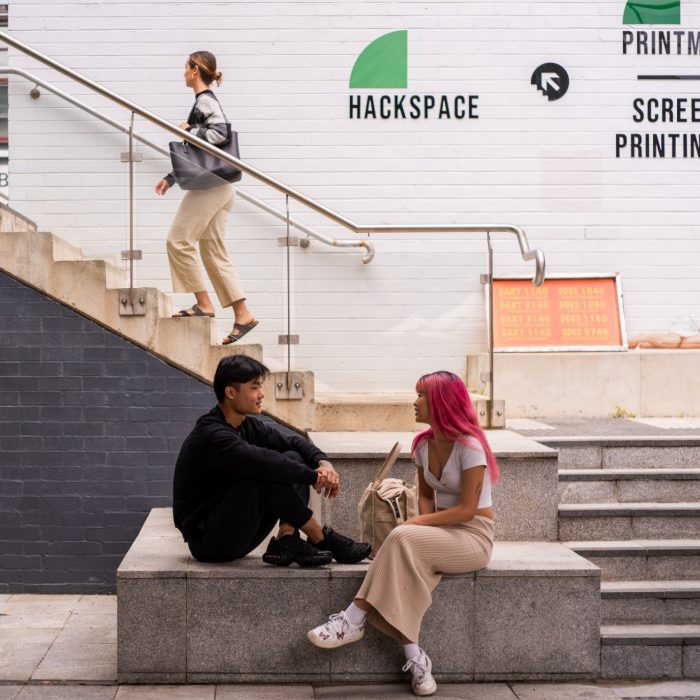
[0,270,217,593]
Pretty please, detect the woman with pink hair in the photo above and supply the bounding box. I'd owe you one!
[307,371,497,696]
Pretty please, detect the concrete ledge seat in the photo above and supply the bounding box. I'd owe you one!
[467,350,700,418]
[117,508,600,684]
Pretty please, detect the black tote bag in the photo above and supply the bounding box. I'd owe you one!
[169,123,242,190]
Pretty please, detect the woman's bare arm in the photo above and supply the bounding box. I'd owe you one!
[416,467,435,516]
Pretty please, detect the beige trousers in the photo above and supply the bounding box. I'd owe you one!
[166,183,245,308]
[356,516,494,643]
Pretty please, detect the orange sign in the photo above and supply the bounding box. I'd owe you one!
[492,276,625,350]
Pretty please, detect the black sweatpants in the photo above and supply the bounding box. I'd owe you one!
[186,479,313,563]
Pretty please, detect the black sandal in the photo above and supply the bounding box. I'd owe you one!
[172,304,215,318]
[222,320,259,345]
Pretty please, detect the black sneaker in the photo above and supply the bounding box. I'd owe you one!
[262,532,332,568]
[315,526,372,564]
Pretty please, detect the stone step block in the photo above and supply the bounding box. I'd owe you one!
[314,394,418,432]
[601,581,700,625]
[117,509,600,684]
[565,540,700,581]
[313,392,487,432]
[559,504,700,541]
[558,469,700,504]
[543,439,700,471]
[600,624,700,680]
[148,317,263,383]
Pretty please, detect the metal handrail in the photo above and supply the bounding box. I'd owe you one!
[0,30,545,286]
[0,66,375,264]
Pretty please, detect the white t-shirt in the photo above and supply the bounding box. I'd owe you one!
[415,438,492,510]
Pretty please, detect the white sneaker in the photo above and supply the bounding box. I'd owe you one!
[402,648,437,696]
[307,611,365,649]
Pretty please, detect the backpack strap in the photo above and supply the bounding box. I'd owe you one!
[372,442,402,485]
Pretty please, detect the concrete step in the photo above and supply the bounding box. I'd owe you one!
[600,624,700,680]
[542,438,700,471]
[559,469,700,504]
[314,393,418,431]
[313,392,488,432]
[565,540,700,581]
[601,581,700,625]
[559,503,700,541]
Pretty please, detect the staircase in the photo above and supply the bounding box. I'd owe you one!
[556,440,700,680]
[0,203,488,433]
[0,204,316,429]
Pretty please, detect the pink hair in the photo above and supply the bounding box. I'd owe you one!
[411,371,499,483]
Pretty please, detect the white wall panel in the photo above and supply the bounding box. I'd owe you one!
[7,0,700,391]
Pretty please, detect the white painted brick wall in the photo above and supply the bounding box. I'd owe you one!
[7,0,700,391]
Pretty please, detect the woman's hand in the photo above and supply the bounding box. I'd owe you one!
[154,179,170,196]
[179,122,191,131]
[400,515,428,527]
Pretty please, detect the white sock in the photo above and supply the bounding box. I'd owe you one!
[403,642,421,660]
[344,602,367,627]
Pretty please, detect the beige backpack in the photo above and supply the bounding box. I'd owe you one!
[358,442,419,558]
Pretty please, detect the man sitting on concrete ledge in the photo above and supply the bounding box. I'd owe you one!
[173,355,371,567]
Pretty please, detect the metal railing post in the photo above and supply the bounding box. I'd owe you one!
[285,195,292,382]
[478,233,505,428]
[128,112,135,298]
[117,112,145,316]
[273,194,303,401]
[487,232,494,408]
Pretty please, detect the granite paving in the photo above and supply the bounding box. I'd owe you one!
[508,417,700,438]
[1,597,699,698]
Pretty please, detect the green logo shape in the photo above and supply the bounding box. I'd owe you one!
[350,30,407,89]
[623,0,681,24]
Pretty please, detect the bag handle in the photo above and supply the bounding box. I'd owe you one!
[210,92,231,128]
[373,442,402,485]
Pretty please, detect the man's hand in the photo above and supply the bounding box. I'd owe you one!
[314,460,339,499]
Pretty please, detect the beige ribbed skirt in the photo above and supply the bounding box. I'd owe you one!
[356,516,494,643]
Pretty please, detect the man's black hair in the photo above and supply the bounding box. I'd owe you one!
[213,355,270,402]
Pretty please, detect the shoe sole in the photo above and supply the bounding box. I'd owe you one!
[333,544,372,564]
[296,554,333,567]
[262,553,293,567]
[307,627,365,649]
[262,553,332,568]
[412,679,437,696]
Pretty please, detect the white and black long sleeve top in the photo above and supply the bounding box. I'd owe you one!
[164,89,229,187]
